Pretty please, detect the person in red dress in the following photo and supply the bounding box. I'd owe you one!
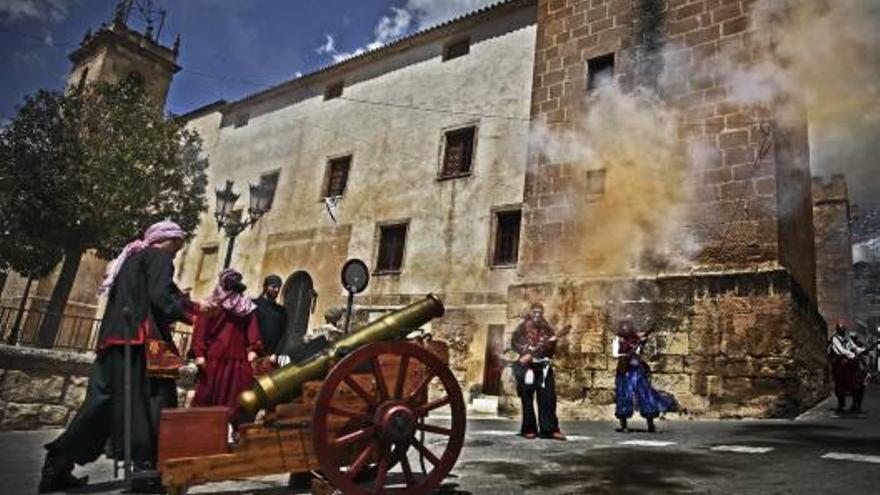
[191,268,262,429]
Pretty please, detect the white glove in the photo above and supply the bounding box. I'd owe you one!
[276,354,291,367]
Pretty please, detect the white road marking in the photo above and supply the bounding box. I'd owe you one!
[619,440,676,447]
[711,445,774,454]
[821,452,880,464]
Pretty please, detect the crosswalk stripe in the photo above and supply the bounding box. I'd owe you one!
[711,445,773,454]
[821,452,880,464]
[619,440,676,447]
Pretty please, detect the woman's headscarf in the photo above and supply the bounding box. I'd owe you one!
[203,268,256,316]
[98,220,186,295]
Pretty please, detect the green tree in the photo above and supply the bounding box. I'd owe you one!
[0,78,208,346]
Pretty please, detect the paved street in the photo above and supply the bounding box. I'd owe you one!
[3,388,880,495]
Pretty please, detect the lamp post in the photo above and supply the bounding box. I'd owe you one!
[214,179,272,269]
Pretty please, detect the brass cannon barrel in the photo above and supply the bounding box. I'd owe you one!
[240,294,445,417]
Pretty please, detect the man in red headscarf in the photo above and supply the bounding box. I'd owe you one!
[41,220,194,493]
[511,302,568,440]
[191,269,262,430]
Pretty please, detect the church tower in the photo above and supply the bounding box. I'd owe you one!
[66,1,180,105]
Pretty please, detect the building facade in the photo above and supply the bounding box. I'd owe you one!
[178,0,828,418]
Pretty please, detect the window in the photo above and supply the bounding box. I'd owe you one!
[492,210,521,266]
[440,126,476,179]
[323,155,352,198]
[443,38,470,61]
[324,81,344,100]
[197,246,218,283]
[587,53,615,91]
[586,169,606,197]
[259,171,280,209]
[375,223,408,274]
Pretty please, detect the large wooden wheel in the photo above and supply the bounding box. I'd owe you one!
[312,342,466,495]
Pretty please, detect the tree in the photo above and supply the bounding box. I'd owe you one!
[0,78,208,346]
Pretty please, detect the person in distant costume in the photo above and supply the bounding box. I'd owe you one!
[613,320,677,433]
[511,302,569,440]
[191,269,262,429]
[252,274,287,359]
[830,322,867,413]
[40,220,193,494]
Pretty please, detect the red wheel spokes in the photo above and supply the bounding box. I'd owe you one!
[370,356,390,401]
[328,404,367,419]
[406,372,434,404]
[398,449,416,486]
[345,442,376,480]
[373,456,389,494]
[416,422,452,436]
[333,425,377,447]
[415,396,450,417]
[411,437,440,466]
[394,355,410,399]
[343,376,378,409]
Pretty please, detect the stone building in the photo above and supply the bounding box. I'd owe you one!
[176,0,828,418]
[0,7,181,344]
[811,175,855,335]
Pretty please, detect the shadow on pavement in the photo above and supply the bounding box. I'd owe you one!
[459,448,731,494]
[728,422,880,452]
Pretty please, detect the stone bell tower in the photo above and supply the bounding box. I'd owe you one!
[66,1,181,104]
[0,2,183,342]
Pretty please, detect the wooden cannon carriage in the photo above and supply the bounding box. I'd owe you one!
[157,295,467,495]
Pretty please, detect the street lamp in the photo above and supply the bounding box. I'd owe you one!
[214,179,272,269]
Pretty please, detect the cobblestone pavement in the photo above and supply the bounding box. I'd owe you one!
[3,388,880,494]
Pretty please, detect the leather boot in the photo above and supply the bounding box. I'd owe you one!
[38,454,88,493]
[647,417,657,433]
[615,418,628,433]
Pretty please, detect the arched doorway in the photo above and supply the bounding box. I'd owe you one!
[282,270,317,346]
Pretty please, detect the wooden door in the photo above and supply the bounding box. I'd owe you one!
[482,325,505,395]
[282,271,316,346]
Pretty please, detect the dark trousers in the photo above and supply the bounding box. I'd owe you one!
[519,365,560,437]
[44,346,177,466]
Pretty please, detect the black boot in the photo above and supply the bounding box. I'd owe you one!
[647,417,657,433]
[615,418,628,433]
[38,454,88,493]
[835,395,846,413]
[129,461,162,494]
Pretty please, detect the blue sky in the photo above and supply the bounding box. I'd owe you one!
[0,0,498,120]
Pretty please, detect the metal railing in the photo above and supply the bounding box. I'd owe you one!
[0,306,192,357]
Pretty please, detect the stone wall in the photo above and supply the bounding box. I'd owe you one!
[502,268,828,419]
[0,345,92,431]
[812,175,854,332]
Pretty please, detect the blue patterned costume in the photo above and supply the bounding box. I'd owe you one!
[614,329,676,420]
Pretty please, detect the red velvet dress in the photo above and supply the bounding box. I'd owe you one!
[191,308,262,427]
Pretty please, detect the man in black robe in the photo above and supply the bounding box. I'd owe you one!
[253,274,287,358]
[40,221,192,493]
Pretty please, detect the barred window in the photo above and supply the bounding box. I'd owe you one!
[492,210,521,266]
[440,126,476,179]
[260,171,280,209]
[376,223,408,273]
[323,156,351,198]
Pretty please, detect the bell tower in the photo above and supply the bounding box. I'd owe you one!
[67,0,180,105]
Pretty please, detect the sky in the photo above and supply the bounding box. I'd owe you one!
[0,0,500,120]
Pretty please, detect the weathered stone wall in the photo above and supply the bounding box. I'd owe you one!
[0,345,92,431]
[502,269,828,419]
[812,175,854,332]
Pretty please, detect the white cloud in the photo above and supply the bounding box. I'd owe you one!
[0,0,73,23]
[317,0,495,64]
[11,50,46,69]
[405,0,498,30]
[316,33,336,55]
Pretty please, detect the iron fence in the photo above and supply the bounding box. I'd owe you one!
[0,306,192,357]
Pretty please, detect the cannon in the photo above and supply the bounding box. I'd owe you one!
[157,294,466,495]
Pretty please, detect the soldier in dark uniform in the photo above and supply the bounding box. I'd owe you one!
[252,274,287,358]
[40,220,192,493]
